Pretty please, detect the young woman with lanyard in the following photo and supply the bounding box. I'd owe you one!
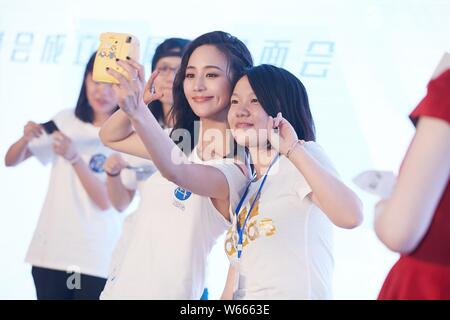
[98,31,253,299]
[221,64,363,300]
[4,52,122,300]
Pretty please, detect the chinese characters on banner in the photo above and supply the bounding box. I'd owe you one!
[1,31,335,79]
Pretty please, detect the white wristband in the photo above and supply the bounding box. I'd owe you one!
[68,153,81,165]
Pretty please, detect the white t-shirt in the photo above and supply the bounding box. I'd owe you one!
[224,142,336,300]
[26,109,122,278]
[101,146,249,300]
[104,152,157,282]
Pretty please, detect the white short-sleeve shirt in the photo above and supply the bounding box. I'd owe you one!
[101,146,249,299]
[225,142,337,300]
[25,109,122,278]
[104,151,158,282]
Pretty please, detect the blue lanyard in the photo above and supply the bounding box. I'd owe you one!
[234,153,280,259]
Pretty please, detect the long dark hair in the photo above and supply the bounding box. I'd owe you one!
[148,38,190,126]
[170,31,254,153]
[245,64,316,141]
[74,52,97,123]
[74,52,119,123]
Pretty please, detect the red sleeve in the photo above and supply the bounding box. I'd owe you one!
[409,69,450,126]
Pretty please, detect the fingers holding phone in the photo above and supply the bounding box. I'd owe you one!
[41,120,59,134]
[52,131,79,162]
[23,121,44,142]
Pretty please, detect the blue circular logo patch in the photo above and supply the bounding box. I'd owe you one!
[174,187,192,201]
[89,154,106,173]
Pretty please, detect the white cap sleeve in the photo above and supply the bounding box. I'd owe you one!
[210,162,249,212]
[304,142,339,177]
[203,161,250,233]
[294,142,339,200]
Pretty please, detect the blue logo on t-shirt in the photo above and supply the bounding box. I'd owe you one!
[174,187,192,201]
[89,154,106,173]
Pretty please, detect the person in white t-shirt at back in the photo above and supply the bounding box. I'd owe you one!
[221,64,364,300]
[4,52,122,300]
[98,31,253,299]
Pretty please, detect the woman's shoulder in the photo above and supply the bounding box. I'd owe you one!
[277,141,338,178]
[51,108,78,129]
[52,108,75,122]
[303,141,324,154]
[280,141,326,168]
[410,69,450,125]
[303,141,338,175]
[208,157,249,177]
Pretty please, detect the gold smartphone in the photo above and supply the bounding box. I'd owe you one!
[93,32,140,84]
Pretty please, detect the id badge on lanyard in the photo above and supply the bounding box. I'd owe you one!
[233,153,280,260]
[231,153,279,294]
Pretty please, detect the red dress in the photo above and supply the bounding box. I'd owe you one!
[378,69,450,300]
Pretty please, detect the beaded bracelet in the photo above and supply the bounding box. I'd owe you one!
[68,153,81,165]
[286,139,305,159]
